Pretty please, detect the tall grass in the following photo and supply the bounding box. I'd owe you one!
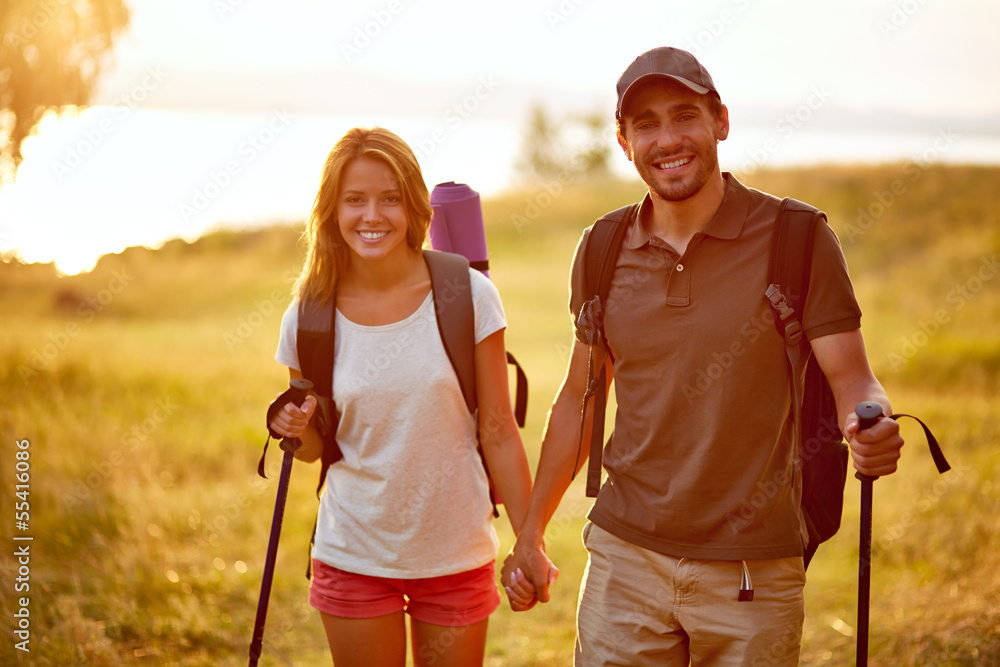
[1,164,997,665]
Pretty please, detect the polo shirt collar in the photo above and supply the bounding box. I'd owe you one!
[625,173,750,250]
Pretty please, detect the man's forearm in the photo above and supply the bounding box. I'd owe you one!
[520,391,589,543]
[521,347,608,544]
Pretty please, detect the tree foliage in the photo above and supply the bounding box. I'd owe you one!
[514,103,613,185]
[0,0,130,186]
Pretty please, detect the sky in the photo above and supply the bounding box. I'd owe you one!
[92,0,1000,116]
[2,0,1000,274]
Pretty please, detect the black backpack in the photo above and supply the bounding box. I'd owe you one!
[572,198,850,568]
[295,249,528,515]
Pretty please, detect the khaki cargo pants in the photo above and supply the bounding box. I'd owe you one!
[575,523,805,666]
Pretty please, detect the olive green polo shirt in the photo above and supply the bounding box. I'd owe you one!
[569,174,861,560]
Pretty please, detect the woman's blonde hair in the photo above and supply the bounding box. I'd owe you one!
[294,126,433,306]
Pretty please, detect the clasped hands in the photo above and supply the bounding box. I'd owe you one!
[501,542,559,612]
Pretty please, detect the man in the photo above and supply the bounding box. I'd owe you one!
[502,47,905,665]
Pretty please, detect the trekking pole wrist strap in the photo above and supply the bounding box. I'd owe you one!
[854,411,950,483]
[887,412,951,474]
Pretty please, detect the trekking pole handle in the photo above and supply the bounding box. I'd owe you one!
[854,401,884,483]
[286,377,312,408]
[280,378,313,454]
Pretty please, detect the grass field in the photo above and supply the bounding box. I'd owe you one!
[1,163,998,665]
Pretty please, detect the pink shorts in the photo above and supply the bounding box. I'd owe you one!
[309,559,500,627]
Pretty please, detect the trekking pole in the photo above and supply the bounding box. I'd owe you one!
[854,401,884,667]
[249,378,312,667]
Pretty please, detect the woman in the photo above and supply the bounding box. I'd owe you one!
[268,126,536,666]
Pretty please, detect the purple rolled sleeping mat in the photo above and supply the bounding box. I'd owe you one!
[429,182,490,276]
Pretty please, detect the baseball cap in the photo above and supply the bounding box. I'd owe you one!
[615,47,719,118]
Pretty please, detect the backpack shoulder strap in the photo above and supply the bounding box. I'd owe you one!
[424,249,529,427]
[766,198,848,569]
[297,297,336,397]
[574,203,638,347]
[765,197,828,420]
[424,249,477,414]
[575,203,639,497]
[767,197,824,329]
[297,294,343,496]
[766,197,829,441]
[585,203,640,307]
[426,249,511,518]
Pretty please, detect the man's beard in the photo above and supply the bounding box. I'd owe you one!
[635,144,720,202]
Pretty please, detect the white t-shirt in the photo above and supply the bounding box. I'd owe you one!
[275,267,506,578]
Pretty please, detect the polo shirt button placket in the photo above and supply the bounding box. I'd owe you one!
[665,257,691,307]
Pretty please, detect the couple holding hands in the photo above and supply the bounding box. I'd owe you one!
[267,46,906,666]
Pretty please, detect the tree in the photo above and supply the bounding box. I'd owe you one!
[573,108,612,178]
[514,104,563,183]
[0,0,130,187]
[514,102,612,185]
